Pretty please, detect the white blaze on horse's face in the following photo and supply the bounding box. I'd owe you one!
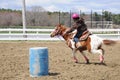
[50,26,61,37]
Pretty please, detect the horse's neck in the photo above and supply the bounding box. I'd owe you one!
[63,34,70,41]
[61,27,71,41]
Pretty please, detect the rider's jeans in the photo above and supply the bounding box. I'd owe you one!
[73,37,79,43]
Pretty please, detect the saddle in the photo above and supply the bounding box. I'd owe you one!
[67,30,91,49]
[79,30,92,41]
[69,30,91,41]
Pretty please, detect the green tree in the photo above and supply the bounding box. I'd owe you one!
[93,12,101,21]
[112,14,120,24]
[102,11,112,21]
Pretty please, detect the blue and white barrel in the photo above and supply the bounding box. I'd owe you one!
[29,47,49,77]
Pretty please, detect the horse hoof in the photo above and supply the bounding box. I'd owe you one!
[73,58,78,63]
[86,62,90,64]
[74,61,78,63]
[100,62,106,65]
[100,61,104,64]
[85,59,90,64]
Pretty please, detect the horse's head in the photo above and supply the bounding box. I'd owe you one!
[50,24,65,37]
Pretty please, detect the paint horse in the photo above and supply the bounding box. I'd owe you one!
[50,24,116,64]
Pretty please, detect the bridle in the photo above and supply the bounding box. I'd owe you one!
[53,27,62,36]
[51,26,65,42]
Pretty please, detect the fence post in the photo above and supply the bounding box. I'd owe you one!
[69,10,71,27]
[102,10,104,29]
[22,0,26,34]
[79,10,82,17]
[91,10,93,28]
[9,28,11,39]
[59,11,60,24]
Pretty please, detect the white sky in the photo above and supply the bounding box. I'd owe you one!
[0,0,120,13]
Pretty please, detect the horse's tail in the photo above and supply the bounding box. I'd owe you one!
[103,39,117,45]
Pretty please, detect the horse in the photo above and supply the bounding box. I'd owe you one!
[50,24,116,64]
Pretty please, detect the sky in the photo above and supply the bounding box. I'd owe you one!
[0,0,120,13]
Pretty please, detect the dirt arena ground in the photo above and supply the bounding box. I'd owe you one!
[0,41,120,80]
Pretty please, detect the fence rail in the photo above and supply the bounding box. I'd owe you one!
[0,29,119,40]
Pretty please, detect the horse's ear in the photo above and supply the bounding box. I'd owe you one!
[55,23,62,28]
[58,24,62,27]
[59,24,61,27]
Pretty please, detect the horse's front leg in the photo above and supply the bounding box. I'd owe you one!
[79,50,89,64]
[82,53,89,64]
[67,40,78,63]
[72,48,78,63]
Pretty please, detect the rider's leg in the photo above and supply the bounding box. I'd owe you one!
[76,42,82,48]
[74,37,82,49]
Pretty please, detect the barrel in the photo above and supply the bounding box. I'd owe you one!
[29,47,49,77]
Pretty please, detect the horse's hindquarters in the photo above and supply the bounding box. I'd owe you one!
[89,35,103,51]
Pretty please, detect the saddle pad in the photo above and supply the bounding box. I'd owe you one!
[79,30,91,41]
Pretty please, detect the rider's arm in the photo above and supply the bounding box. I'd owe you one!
[65,23,77,33]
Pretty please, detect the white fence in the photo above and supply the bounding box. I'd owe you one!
[0,29,120,40]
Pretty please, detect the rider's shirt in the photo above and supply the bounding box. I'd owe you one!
[68,19,87,38]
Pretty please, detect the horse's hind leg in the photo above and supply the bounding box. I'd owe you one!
[91,48,104,63]
[79,50,89,64]
[99,48,104,63]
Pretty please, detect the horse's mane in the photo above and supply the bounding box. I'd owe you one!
[57,24,76,40]
[61,24,77,34]
[59,24,69,29]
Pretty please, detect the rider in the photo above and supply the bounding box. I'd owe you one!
[64,13,87,49]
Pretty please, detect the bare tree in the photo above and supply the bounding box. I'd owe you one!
[0,11,22,28]
[26,6,50,26]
